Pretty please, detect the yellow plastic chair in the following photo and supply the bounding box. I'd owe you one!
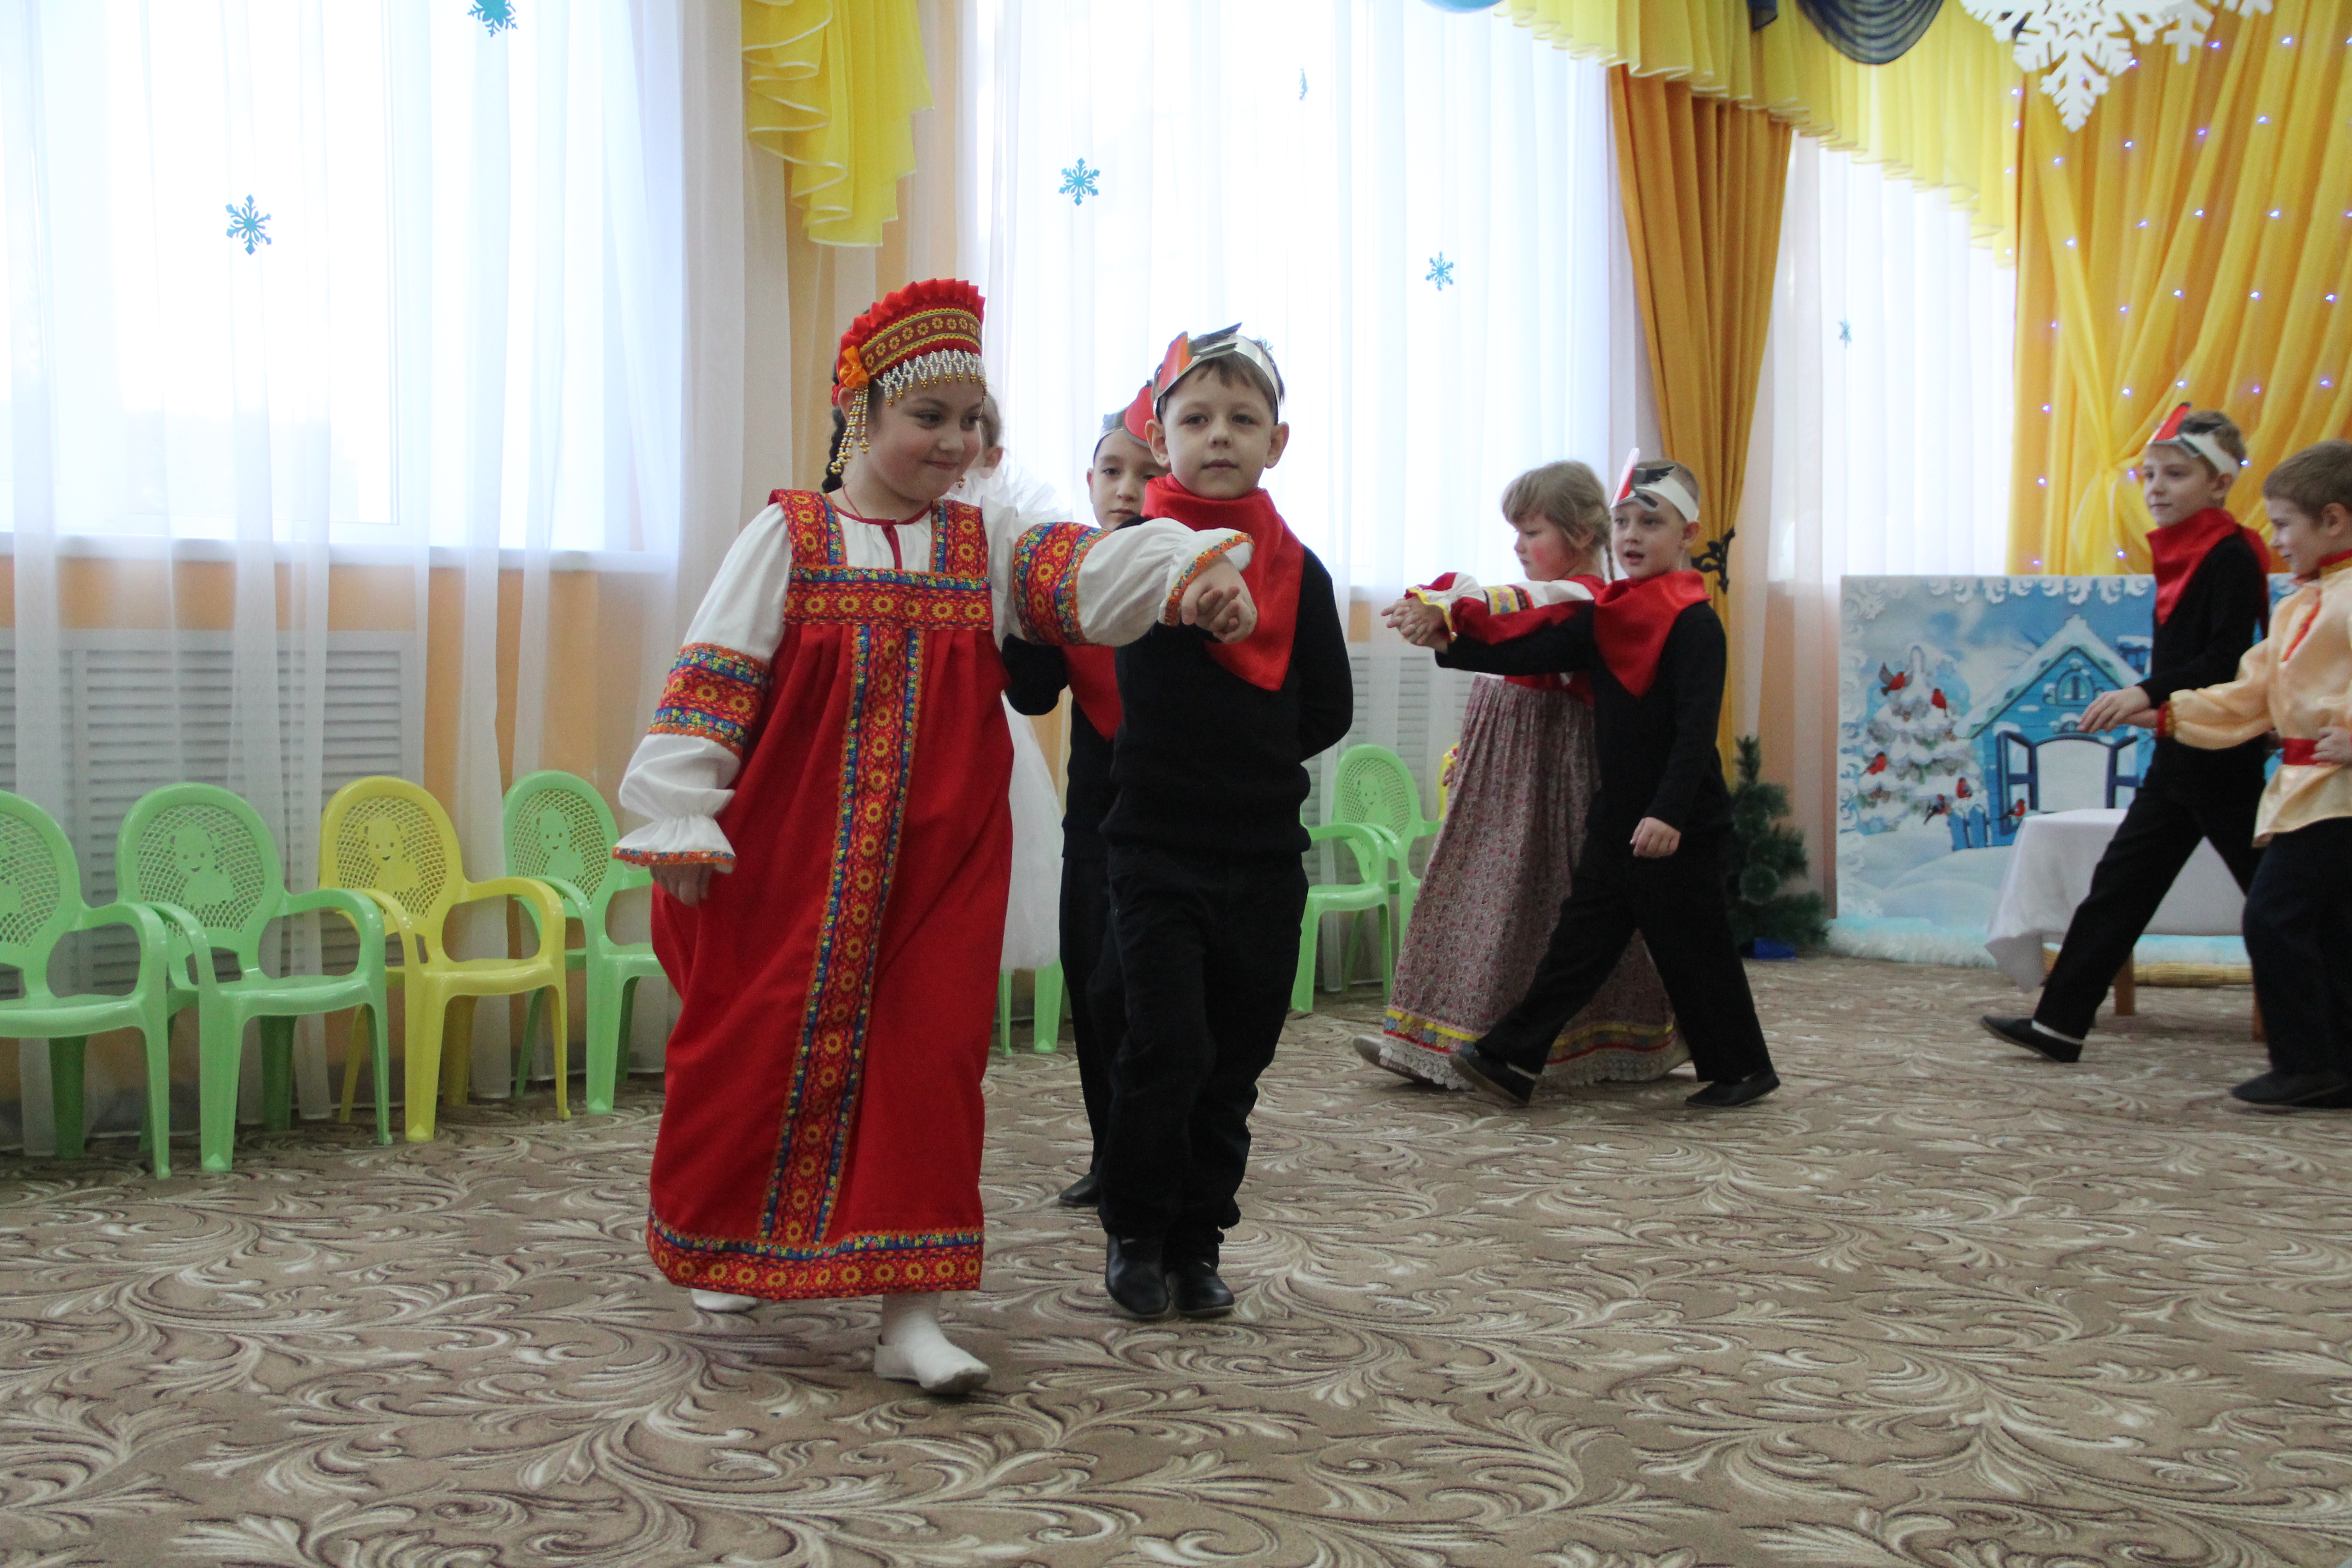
[502,770,664,1114]
[320,777,568,1142]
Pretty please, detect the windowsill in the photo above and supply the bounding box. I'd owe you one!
[0,534,674,573]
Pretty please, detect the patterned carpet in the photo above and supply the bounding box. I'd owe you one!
[5,956,2352,1568]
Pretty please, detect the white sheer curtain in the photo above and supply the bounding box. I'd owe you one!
[964,0,1615,603]
[1734,138,2018,899]
[0,0,690,1150]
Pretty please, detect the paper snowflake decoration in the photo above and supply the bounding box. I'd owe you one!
[469,0,517,34]
[1058,159,1099,205]
[1426,253,1455,290]
[225,196,270,254]
[1962,0,2270,131]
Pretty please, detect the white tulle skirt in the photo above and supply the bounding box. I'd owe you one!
[1000,696,1063,970]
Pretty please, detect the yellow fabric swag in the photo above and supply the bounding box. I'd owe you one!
[744,0,930,247]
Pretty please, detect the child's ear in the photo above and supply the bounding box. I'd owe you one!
[1682,517,1703,553]
[2325,501,2352,537]
[1264,422,1290,470]
[1146,418,1171,467]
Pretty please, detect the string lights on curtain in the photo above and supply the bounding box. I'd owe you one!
[1960,0,2273,129]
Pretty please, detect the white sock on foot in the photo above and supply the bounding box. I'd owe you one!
[691,1289,760,1313]
[873,1292,989,1396]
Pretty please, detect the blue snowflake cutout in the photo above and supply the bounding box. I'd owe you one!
[1426,252,1455,290]
[1299,69,1308,100]
[1058,158,1100,206]
[1838,318,1853,345]
[469,0,516,34]
[225,196,271,255]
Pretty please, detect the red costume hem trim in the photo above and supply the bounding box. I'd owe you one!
[648,1217,983,1300]
[614,848,735,869]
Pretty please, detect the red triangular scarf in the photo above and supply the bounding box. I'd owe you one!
[1591,570,1710,697]
[1142,476,1303,691]
[2150,507,2273,625]
[1064,646,1121,736]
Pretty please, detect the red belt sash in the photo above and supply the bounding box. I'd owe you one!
[2282,737,2319,765]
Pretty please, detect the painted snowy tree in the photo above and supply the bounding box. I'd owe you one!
[1851,645,1977,834]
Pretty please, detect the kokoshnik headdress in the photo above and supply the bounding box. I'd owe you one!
[2143,402,2241,480]
[830,278,988,475]
[1150,324,1285,418]
[1612,449,1702,526]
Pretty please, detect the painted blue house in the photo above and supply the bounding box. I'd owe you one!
[1960,613,2152,840]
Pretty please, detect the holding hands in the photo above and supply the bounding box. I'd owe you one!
[1182,560,1259,643]
[1383,595,1451,651]
[2313,725,2352,766]
[2079,684,2159,734]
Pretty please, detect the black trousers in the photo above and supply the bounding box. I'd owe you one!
[1059,853,1119,1161]
[2243,816,2352,1082]
[2036,763,2265,1039]
[1098,845,1306,1263]
[1477,827,1772,1083]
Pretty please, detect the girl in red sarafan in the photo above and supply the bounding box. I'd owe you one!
[613,280,1257,1396]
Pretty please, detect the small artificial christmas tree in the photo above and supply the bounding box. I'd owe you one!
[1727,735,1828,956]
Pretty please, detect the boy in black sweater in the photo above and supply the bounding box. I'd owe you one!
[1404,459,1779,1110]
[1096,327,1353,1319]
[1001,387,1166,1207]
[1981,407,2272,1062]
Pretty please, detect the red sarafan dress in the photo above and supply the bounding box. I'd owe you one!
[615,487,1246,1300]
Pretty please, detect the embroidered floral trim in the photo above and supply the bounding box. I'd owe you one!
[651,644,770,758]
[612,847,735,870]
[1160,534,1245,626]
[1011,522,1108,644]
[648,1215,981,1300]
[1382,1006,1678,1064]
[787,568,991,630]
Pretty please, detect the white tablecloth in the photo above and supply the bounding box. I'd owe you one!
[1984,808,2246,990]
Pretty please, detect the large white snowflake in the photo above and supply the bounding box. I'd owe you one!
[1963,0,2271,130]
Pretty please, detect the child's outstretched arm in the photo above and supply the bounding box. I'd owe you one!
[614,504,795,903]
[991,510,1256,649]
[2161,629,2283,750]
[1434,600,1595,678]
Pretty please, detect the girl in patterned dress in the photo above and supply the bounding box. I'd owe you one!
[612,280,1258,1396]
[1353,461,1684,1091]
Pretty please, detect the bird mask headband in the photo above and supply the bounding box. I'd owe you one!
[1150,324,1285,419]
[2142,403,2241,481]
[1612,450,1701,528]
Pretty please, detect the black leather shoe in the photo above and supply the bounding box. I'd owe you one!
[1056,1170,1102,1208]
[2230,1069,2352,1107]
[1686,1068,1781,1108]
[1980,1015,2082,1064]
[1104,1235,1170,1318]
[1169,1258,1235,1319]
[1450,1044,1537,1107]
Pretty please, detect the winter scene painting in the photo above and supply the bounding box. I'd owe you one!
[1833,574,2288,967]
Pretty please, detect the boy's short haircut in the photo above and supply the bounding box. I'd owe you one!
[1502,461,1608,560]
[2151,409,2248,475]
[2263,438,2352,519]
[978,393,1004,451]
[1168,356,1281,421]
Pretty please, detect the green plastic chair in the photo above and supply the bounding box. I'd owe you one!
[1291,820,1394,1015]
[997,962,1064,1055]
[116,784,392,1171]
[1333,745,1444,955]
[0,791,176,1176]
[502,771,665,1116]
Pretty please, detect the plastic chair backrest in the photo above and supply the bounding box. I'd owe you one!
[502,771,619,909]
[320,778,462,943]
[118,785,282,969]
[0,792,82,995]
[1334,745,1426,845]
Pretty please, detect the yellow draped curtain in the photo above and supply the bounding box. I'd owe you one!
[1610,68,1793,760]
[1507,0,2018,252]
[2009,3,2352,574]
[744,0,931,246]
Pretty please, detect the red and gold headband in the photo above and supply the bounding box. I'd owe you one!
[2143,402,2241,480]
[1150,324,1285,418]
[831,279,987,473]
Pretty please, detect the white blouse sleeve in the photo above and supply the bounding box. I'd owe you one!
[1409,571,1593,631]
[988,501,1254,647]
[613,504,796,868]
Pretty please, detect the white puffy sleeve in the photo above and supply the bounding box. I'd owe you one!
[613,504,795,868]
[989,501,1254,647]
[1409,571,1594,632]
